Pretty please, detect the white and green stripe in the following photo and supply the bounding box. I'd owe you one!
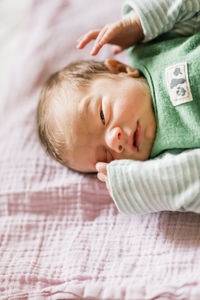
[108,149,200,215]
[123,0,200,41]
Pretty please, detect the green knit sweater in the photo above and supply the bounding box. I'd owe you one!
[128,33,200,158]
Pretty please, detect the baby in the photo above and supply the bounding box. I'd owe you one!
[37,11,156,174]
[37,0,200,204]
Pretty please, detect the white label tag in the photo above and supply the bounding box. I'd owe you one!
[165,62,193,106]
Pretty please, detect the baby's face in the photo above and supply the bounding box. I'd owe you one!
[63,73,156,173]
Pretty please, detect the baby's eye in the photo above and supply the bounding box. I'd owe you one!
[100,109,105,125]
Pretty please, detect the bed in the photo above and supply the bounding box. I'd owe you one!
[1,0,200,299]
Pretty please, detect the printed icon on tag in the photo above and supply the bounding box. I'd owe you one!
[165,62,193,106]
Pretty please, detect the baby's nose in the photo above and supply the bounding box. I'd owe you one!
[105,127,124,153]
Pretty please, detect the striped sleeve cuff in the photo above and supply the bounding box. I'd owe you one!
[107,149,200,215]
[122,0,183,42]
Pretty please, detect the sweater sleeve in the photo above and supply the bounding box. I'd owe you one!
[107,149,200,215]
[123,0,200,42]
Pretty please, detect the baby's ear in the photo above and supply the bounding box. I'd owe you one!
[104,59,140,78]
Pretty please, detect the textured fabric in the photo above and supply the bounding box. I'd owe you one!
[127,33,200,158]
[2,0,200,299]
[108,149,200,215]
[123,0,200,41]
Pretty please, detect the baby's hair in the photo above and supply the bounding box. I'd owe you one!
[36,60,110,166]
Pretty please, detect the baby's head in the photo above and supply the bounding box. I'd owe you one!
[37,59,156,173]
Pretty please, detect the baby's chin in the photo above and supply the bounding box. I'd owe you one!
[115,154,149,163]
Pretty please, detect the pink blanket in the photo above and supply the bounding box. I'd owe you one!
[1,0,200,299]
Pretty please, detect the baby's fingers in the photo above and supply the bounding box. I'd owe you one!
[97,170,110,192]
[91,23,119,55]
[96,162,108,175]
[111,45,124,55]
[90,26,109,55]
[77,30,100,49]
[97,172,107,183]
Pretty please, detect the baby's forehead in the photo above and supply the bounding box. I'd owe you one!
[54,79,102,153]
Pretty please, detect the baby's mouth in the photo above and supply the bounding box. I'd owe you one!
[128,121,142,152]
[133,129,137,148]
[132,121,141,151]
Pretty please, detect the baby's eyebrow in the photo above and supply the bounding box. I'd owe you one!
[80,96,90,120]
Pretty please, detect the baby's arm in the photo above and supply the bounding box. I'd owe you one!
[123,0,200,42]
[77,12,144,55]
[105,150,200,215]
[78,0,200,56]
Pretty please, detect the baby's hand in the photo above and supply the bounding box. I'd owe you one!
[77,12,144,56]
[96,162,110,192]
